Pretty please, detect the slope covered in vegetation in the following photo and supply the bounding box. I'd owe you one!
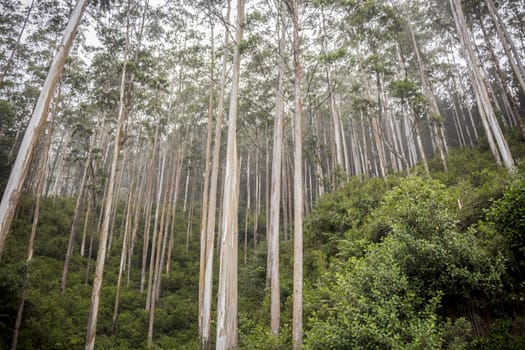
[1,142,525,349]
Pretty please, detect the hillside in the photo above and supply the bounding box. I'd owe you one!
[1,142,525,349]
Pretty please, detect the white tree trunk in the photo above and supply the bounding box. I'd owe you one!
[269,5,286,335]
[200,2,231,348]
[216,0,244,348]
[0,0,89,256]
[288,0,304,347]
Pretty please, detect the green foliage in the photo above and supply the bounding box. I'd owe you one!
[305,176,398,256]
[305,239,443,349]
[320,48,347,64]
[487,177,525,265]
[365,177,456,241]
[305,171,518,349]
[0,99,15,193]
[468,319,525,350]
[389,78,428,115]
[1,133,524,349]
[239,312,290,350]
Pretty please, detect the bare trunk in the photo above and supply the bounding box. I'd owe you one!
[216,1,244,347]
[479,15,525,138]
[148,148,171,345]
[112,176,134,330]
[61,149,92,292]
[288,0,304,347]
[485,0,525,97]
[80,190,92,257]
[141,124,160,292]
[244,155,250,264]
[200,2,231,347]
[166,146,184,274]
[406,9,447,171]
[198,14,215,344]
[11,119,53,350]
[146,148,167,312]
[269,6,286,336]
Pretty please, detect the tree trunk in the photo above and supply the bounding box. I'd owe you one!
[198,13,215,345]
[11,117,53,350]
[166,146,184,274]
[112,175,134,330]
[405,8,448,171]
[141,124,160,292]
[216,0,244,347]
[61,148,92,292]
[148,148,170,345]
[200,2,231,347]
[146,148,167,312]
[269,5,286,336]
[287,0,304,347]
[478,15,525,138]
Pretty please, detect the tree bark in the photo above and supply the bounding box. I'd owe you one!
[200,2,231,348]
[269,4,286,336]
[198,12,215,345]
[287,0,304,347]
[216,0,244,348]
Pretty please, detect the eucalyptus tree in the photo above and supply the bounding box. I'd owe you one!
[216,0,244,347]
[200,0,232,348]
[268,1,287,336]
[0,0,89,258]
[284,0,305,347]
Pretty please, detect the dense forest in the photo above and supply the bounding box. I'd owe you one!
[1,0,525,349]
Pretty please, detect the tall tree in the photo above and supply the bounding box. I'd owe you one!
[0,0,88,258]
[200,1,231,349]
[286,0,304,347]
[216,0,244,348]
[85,1,134,348]
[268,2,286,336]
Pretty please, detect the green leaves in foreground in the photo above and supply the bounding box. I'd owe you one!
[306,240,443,350]
[305,177,506,349]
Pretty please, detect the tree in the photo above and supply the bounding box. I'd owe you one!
[200,2,232,348]
[0,0,89,258]
[286,0,304,347]
[216,0,244,348]
[268,1,286,337]
[85,0,134,348]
